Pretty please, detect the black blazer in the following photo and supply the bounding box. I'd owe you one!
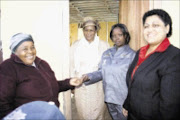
[123,45,180,120]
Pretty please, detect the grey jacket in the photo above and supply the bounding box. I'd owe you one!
[84,45,135,105]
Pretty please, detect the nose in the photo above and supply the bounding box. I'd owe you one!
[27,48,33,53]
[147,26,154,32]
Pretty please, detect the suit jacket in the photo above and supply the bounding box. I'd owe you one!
[123,45,180,120]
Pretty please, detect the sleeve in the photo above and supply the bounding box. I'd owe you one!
[84,70,103,85]
[123,69,131,110]
[58,79,75,92]
[123,92,130,110]
[160,52,180,120]
[0,64,16,119]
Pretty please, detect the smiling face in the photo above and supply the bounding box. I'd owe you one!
[83,25,97,42]
[143,15,169,48]
[112,27,125,48]
[15,41,36,65]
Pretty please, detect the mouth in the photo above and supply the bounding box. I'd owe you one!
[26,55,35,60]
[115,41,121,44]
[147,34,155,38]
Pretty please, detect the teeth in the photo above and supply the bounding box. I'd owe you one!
[148,34,155,37]
[26,56,34,59]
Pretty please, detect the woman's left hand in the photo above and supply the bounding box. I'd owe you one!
[69,77,83,86]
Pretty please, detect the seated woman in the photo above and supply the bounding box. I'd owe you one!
[0,33,82,119]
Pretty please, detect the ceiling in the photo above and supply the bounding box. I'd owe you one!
[70,0,119,24]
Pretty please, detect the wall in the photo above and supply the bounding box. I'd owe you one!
[1,1,71,119]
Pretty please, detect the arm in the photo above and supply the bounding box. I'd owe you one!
[160,52,180,120]
[0,65,16,119]
[58,78,75,92]
[83,70,103,85]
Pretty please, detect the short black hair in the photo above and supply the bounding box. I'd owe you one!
[110,23,131,44]
[143,9,172,37]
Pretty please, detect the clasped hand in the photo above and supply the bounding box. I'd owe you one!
[69,75,89,87]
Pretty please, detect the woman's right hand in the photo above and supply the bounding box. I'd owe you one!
[122,108,128,117]
[81,74,89,82]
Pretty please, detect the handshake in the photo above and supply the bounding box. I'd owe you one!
[69,75,89,87]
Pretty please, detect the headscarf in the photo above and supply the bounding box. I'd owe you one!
[10,33,34,53]
[81,17,100,31]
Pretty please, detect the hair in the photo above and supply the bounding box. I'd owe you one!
[143,9,172,37]
[110,23,131,44]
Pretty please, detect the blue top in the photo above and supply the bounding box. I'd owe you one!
[84,45,135,105]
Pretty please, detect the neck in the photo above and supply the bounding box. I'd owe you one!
[87,39,94,43]
[145,43,160,57]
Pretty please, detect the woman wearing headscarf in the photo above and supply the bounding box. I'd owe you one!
[123,9,180,120]
[82,23,135,120]
[0,33,82,119]
[70,17,109,119]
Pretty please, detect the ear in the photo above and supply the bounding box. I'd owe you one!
[166,24,170,34]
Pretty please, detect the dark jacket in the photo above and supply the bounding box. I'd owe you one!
[0,54,74,118]
[123,45,180,120]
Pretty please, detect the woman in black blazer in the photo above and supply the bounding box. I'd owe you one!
[123,9,180,120]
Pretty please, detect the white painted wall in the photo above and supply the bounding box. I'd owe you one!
[1,0,70,118]
[150,0,180,48]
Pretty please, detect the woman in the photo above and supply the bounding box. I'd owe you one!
[123,9,180,120]
[70,17,109,119]
[82,23,135,120]
[0,33,82,119]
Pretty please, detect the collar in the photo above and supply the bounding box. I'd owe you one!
[81,35,99,46]
[11,53,41,67]
[139,37,170,60]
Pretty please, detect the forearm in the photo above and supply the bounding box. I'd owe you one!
[84,70,103,85]
[58,78,75,92]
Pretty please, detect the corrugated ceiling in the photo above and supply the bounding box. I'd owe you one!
[70,0,119,23]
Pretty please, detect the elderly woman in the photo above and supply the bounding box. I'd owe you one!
[0,33,82,119]
[70,17,109,119]
[82,23,135,120]
[123,9,180,120]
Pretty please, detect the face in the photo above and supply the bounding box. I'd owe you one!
[112,27,126,48]
[15,41,36,65]
[143,15,169,47]
[83,25,96,42]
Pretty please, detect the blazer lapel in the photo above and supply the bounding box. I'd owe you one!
[131,52,161,84]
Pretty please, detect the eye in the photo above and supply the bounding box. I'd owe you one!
[118,34,123,37]
[23,48,28,51]
[31,46,35,50]
[144,25,148,29]
[153,24,159,27]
